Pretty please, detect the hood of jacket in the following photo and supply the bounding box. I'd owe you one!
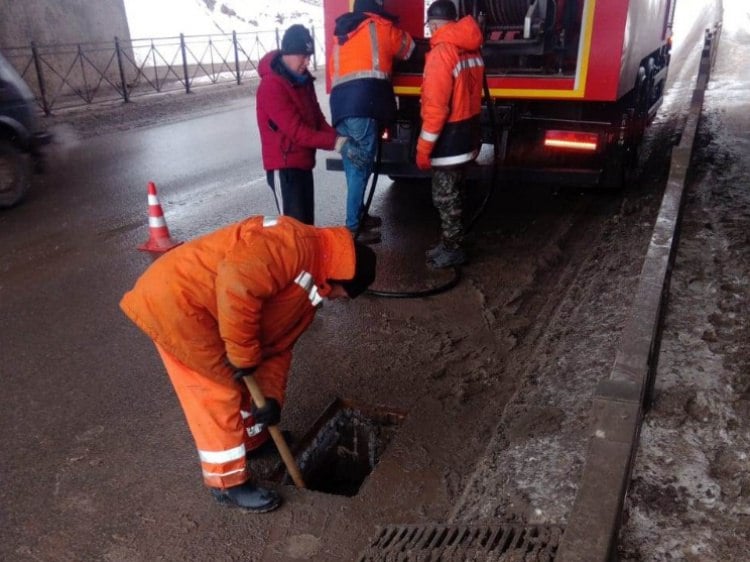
[430,16,483,51]
[334,11,398,42]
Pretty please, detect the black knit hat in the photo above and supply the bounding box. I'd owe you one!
[427,0,458,21]
[281,24,314,56]
[337,242,377,298]
[353,0,386,14]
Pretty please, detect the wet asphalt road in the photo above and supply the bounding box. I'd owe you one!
[0,72,454,561]
[0,3,720,558]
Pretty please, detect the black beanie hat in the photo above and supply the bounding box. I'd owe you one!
[281,24,314,56]
[427,0,458,21]
[353,0,385,14]
[337,242,377,298]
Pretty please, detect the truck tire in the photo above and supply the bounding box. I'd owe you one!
[0,138,32,208]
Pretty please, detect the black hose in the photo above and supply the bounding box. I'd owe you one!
[359,71,501,299]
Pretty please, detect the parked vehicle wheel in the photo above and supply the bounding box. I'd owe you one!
[0,138,32,208]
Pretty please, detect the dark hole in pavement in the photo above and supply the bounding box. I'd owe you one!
[270,398,406,496]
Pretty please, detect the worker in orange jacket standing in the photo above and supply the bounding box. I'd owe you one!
[416,1,484,269]
[329,0,415,243]
[120,216,376,512]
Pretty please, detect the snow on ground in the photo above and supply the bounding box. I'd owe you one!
[620,1,750,559]
[123,0,323,38]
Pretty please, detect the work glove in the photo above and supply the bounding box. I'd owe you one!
[251,398,281,426]
[336,137,371,170]
[416,150,432,171]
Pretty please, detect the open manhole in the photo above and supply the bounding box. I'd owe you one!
[357,523,563,561]
[269,398,406,496]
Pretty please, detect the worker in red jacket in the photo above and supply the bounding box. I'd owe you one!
[120,216,377,512]
[256,24,365,225]
[416,2,484,268]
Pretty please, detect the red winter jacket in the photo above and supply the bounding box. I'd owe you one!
[256,51,337,170]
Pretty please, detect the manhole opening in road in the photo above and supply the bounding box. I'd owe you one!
[356,523,563,561]
[269,398,407,497]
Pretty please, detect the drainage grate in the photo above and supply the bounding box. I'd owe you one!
[357,523,563,561]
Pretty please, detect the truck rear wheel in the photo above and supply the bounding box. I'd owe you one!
[0,138,32,208]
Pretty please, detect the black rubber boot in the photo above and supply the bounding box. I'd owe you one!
[426,242,467,268]
[361,214,382,230]
[211,481,281,513]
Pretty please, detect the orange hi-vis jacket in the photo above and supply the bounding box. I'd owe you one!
[329,11,415,124]
[417,16,485,167]
[120,216,356,405]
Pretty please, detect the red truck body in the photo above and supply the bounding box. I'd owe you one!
[323,0,676,188]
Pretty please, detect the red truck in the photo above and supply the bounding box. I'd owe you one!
[323,0,676,189]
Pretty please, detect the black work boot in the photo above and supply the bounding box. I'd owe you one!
[426,242,467,269]
[211,481,281,513]
[361,214,383,230]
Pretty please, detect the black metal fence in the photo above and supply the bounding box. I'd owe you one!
[1,27,322,115]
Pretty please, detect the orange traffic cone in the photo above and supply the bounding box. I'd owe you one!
[137,181,183,253]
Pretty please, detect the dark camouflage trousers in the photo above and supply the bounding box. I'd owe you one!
[431,167,466,249]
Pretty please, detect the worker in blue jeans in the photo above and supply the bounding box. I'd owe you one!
[328,0,416,244]
[336,117,379,239]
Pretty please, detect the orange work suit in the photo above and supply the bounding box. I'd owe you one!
[417,16,485,167]
[120,216,356,488]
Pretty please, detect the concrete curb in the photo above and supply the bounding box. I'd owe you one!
[556,22,723,562]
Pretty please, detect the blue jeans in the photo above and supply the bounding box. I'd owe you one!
[336,117,378,231]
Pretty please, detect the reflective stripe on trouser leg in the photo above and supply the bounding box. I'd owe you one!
[266,170,283,215]
[432,168,465,249]
[155,344,249,488]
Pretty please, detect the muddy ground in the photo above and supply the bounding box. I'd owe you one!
[3,3,747,561]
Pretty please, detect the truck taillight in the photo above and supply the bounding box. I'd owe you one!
[381,128,391,141]
[544,130,599,151]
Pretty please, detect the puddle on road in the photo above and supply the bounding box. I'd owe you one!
[270,398,406,497]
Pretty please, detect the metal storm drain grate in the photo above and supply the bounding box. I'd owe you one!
[356,523,563,561]
[270,398,406,496]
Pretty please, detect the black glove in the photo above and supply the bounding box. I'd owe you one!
[251,398,281,426]
[231,366,257,382]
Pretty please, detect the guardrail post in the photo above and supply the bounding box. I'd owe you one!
[233,30,241,85]
[30,41,51,115]
[114,36,130,103]
[275,28,280,50]
[151,40,160,92]
[180,33,191,93]
[77,44,91,102]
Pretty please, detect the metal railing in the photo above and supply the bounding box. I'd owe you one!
[1,27,322,115]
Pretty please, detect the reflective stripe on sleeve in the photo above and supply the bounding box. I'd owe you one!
[263,217,278,227]
[431,149,480,167]
[294,271,323,307]
[202,467,246,478]
[198,443,246,464]
[420,130,440,142]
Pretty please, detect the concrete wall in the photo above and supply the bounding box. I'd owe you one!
[0,0,131,47]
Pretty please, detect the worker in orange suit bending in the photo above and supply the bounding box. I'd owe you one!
[120,215,376,513]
